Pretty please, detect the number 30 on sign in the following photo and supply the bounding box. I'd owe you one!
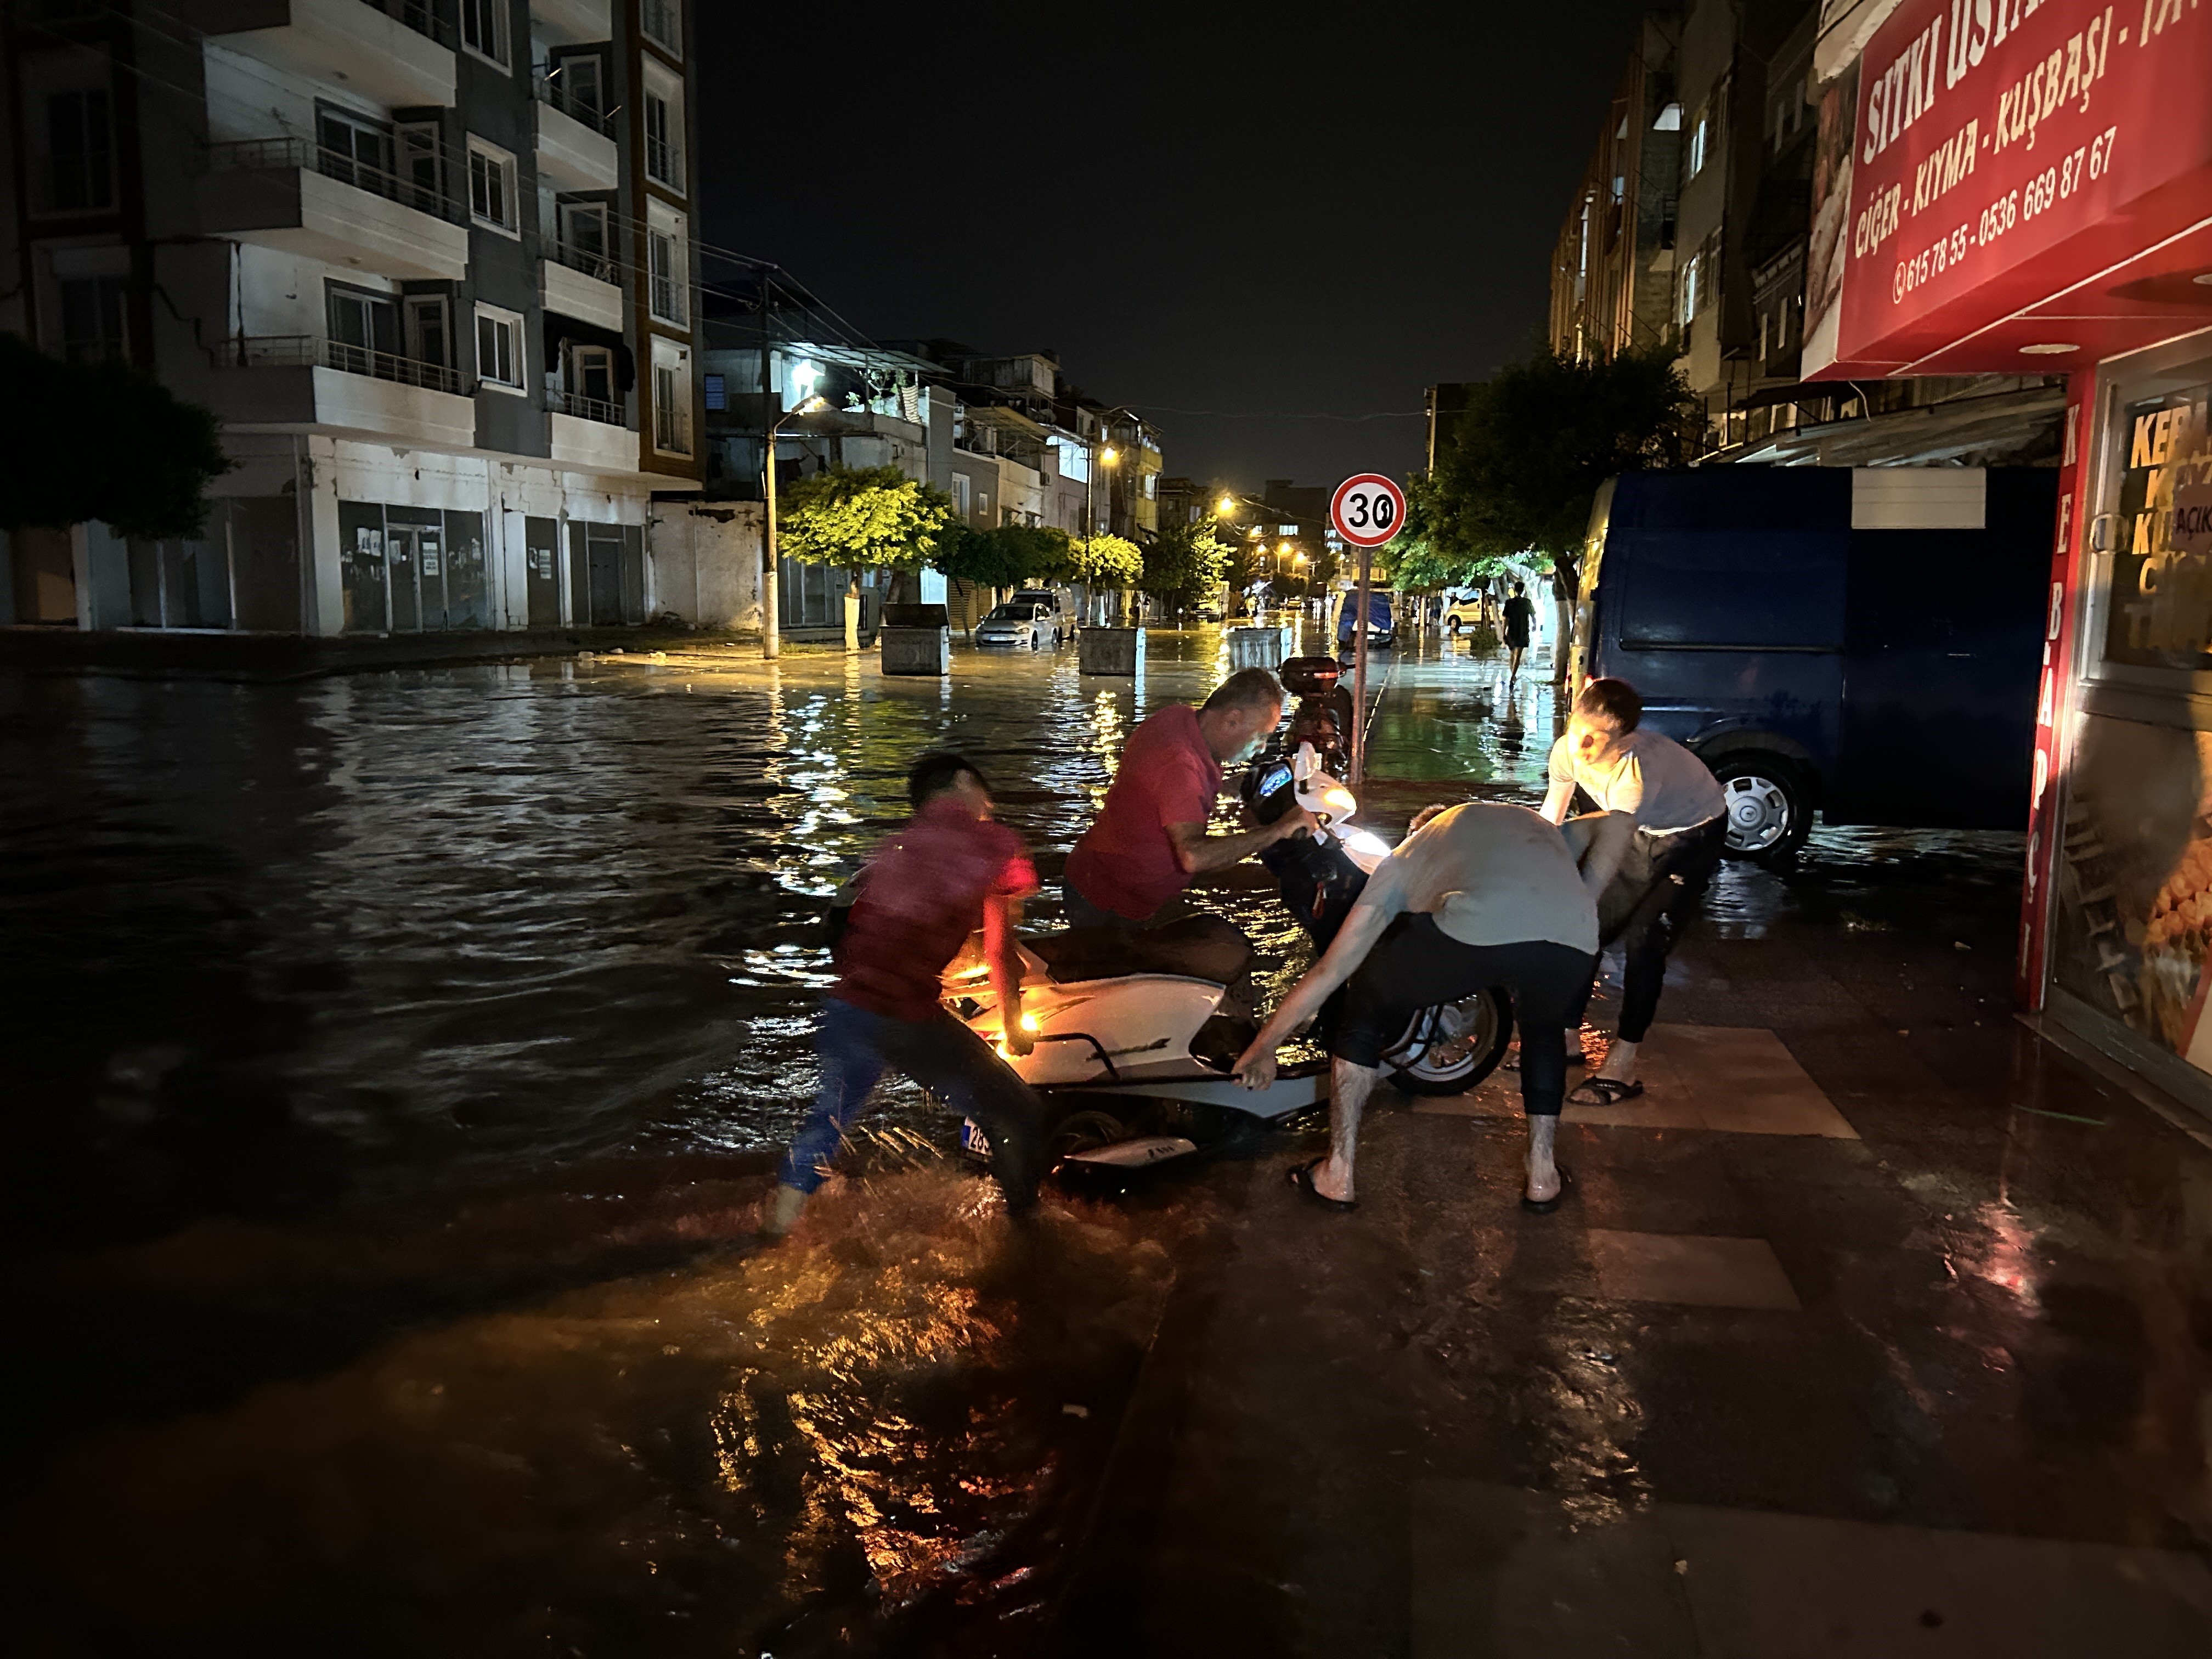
[1330,474,1406,549]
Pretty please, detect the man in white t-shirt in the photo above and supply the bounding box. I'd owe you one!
[1542,676,1728,1106]
[1234,802,1601,1213]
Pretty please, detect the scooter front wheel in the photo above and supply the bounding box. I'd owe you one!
[1385,986,1513,1096]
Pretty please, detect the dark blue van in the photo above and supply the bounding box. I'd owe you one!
[1573,467,2056,859]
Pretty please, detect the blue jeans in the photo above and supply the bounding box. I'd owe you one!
[779,997,1046,1207]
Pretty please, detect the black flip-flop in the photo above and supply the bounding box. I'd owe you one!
[1288,1156,1358,1212]
[1568,1076,1645,1107]
[1521,1167,1575,1215]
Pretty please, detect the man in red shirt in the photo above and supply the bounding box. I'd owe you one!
[1063,668,1315,929]
[769,751,1045,1237]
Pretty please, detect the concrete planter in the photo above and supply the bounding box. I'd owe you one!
[1079,627,1144,676]
[1228,624,1294,670]
[880,627,949,675]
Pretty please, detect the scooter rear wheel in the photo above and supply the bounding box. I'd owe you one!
[1385,986,1513,1096]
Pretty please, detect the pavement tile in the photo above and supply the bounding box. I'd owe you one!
[1410,1486,2212,1658]
[1585,1229,1803,1310]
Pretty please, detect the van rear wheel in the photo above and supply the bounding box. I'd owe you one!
[1709,755,1810,862]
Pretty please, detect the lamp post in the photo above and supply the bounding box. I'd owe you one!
[1081,441,1121,623]
[761,395,828,660]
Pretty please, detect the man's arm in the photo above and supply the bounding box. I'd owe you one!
[1166,809,1314,876]
[1565,810,1637,897]
[983,891,1032,1055]
[1232,896,1393,1088]
[1540,778,1576,825]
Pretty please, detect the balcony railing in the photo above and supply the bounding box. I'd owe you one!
[534,71,619,138]
[360,0,454,47]
[552,389,628,426]
[654,404,690,454]
[645,135,683,191]
[227,334,467,396]
[202,136,464,225]
[551,241,619,285]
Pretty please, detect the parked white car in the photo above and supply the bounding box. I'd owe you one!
[1011,587,1076,642]
[975,601,1053,648]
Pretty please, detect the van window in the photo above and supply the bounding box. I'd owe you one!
[1611,532,1846,650]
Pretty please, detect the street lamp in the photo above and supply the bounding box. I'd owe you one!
[1217,493,1237,516]
[762,394,828,660]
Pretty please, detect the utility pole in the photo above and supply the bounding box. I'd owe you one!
[760,273,778,660]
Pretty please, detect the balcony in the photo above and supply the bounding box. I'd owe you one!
[541,252,624,330]
[529,0,610,45]
[534,81,619,191]
[184,0,455,110]
[550,395,639,475]
[551,388,626,425]
[213,335,477,448]
[198,137,470,281]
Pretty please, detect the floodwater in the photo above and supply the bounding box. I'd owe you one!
[0,624,2029,1652]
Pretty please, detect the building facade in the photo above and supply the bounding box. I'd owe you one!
[3,0,703,634]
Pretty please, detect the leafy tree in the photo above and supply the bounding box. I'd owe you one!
[0,335,231,538]
[1427,342,1697,673]
[1062,533,1143,589]
[776,465,958,572]
[938,523,1067,590]
[1139,522,1229,613]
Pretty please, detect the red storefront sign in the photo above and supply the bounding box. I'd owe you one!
[1805,0,2212,380]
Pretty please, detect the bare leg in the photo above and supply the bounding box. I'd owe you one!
[1594,1035,1640,1084]
[1314,1056,1380,1203]
[1526,1113,1560,1203]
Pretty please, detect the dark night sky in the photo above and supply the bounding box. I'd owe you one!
[697,3,1658,495]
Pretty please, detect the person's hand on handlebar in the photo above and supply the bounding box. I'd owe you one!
[1273,805,1323,843]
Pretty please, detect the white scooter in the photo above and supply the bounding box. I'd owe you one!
[949,746,1514,1175]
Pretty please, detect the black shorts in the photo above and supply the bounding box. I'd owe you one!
[1331,913,1595,1070]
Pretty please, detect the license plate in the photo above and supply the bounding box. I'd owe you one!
[958,1119,993,1160]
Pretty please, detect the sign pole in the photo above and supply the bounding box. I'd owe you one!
[1352,545,1372,785]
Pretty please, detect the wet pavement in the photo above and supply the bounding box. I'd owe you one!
[3,625,2210,1654]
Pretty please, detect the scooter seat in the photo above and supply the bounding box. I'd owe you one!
[1028,913,1255,987]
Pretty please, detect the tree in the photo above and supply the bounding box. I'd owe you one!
[938,523,1067,591]
[1427,342,1699,676]
[0,335,231,539]
[775,465,958,647]
[1139,522,1229,615]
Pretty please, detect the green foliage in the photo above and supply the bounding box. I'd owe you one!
[1064,533,1143,588]
[1139,522,1229,609]
[937,522,1070,589]
[776,465,958,572]
[1427,342,1697,590]
[0,335,231,538]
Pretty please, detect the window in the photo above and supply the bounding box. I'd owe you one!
[547,52,605,128]
[559,200,611,280]
[404,295,449,370]
[652,362,689,453]
[475,306,523,391]
[396,121,443,213]
[1686,101,1711,179]
[467,139,517,233]
[58,275,127,362]
[950,475,972,518]
[1677,251,1701,329]
[46,87,113,212]
[329,287,397,357]
[644,83,683,192]
[459,0,508,67]
[318,105,394,194]
[647,217,686,325]
[569,345,615,404]
[640,0,681,56]
[703,372,725,411]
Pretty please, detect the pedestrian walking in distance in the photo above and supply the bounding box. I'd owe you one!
[1503,581,1537,679]
[1542,676,1727,1107]
[768,751,1046,1238]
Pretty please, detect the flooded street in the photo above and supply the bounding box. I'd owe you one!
[7,627,2206,1655]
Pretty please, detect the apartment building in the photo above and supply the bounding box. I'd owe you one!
[2,0,702,634]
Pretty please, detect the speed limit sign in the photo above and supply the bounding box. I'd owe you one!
[1330,473,1406,548]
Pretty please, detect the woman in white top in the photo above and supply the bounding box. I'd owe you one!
[1542,676,1728,1106]
[1235,802,1601,1214]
